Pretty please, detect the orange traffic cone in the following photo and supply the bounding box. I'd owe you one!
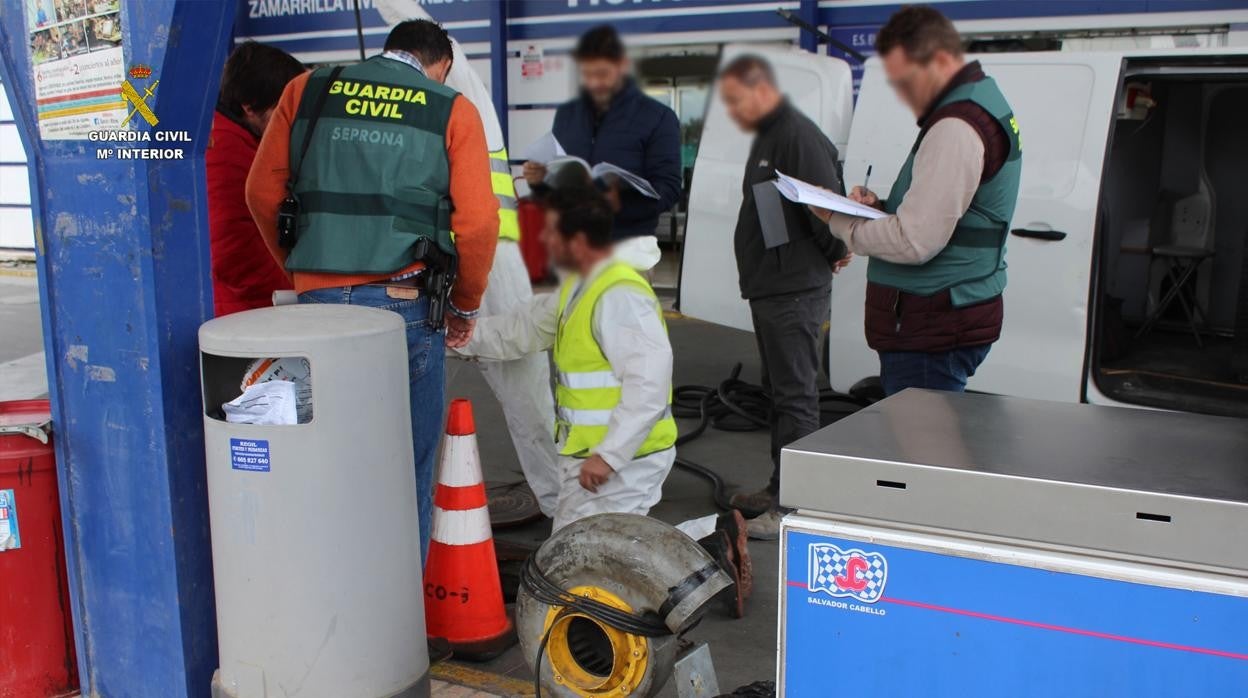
[424,398,517,660]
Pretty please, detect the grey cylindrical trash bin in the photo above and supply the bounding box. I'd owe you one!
[200,305,429,698]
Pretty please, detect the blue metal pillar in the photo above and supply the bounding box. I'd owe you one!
[489,0,509,148]
[0,1,235,695]
[798,0,820,53]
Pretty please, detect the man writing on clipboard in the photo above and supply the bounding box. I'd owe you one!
[809,7,1020,399]
[718,54,852,540]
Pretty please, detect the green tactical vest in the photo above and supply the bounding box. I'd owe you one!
[285,56,458,274]
[554,262,678,459]
[868,75,1022,307]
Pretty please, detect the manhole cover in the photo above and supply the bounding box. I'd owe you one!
[486,480,543,528]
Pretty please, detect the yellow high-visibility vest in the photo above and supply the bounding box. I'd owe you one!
[489,147,520,241]
[553,262,677,458]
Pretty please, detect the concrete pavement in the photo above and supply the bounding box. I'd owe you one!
[445,308,812,696]
[0,272,47,401]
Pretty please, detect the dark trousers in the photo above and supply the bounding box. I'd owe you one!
[878,344,992,397]
[749,285,830,496]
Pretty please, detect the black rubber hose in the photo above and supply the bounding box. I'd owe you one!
[672,363,865,511]
[522,555,671,697]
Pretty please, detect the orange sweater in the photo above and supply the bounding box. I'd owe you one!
[245,71,499,312]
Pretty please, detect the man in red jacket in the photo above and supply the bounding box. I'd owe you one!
[206,42,304,316]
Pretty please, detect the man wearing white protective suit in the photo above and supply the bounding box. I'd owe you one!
[443,41,562,517]
[456,186,676,531]
[378,0,562,517]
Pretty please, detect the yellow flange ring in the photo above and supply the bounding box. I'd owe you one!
[542,585,650,696]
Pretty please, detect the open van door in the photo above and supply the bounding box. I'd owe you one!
[680,45,854,331]
[829,52,1125,402]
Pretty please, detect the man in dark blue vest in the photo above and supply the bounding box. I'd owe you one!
[812,6,1022,397]
[522,25,682,271]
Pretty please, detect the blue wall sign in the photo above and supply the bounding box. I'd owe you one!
[825,25,878,99]
[235,0,494,58]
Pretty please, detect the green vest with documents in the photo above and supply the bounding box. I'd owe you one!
[285,56,458,274]
[553,262,677,459]
[868,76,1022,306]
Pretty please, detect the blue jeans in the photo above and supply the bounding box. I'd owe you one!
[879,344,993,397]
[300,285,443,563]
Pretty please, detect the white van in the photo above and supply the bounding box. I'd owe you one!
[680,45,1248,418]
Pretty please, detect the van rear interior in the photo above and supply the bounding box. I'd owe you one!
[1096,58,1248,417]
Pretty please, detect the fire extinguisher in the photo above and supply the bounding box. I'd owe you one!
[517,194,551,284]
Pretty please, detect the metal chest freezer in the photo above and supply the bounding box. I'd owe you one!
[776,389,1248,697]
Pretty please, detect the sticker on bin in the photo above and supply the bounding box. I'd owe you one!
[230,438,271,472]
[0,489,20,551]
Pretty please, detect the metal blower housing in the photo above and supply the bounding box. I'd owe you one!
[516,513,733,697]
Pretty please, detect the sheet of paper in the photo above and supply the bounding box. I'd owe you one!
[520,131,566,163]
[592,162,660,199]
[675,514,718,541]
[773,170,886,220]
[223,381,298,426]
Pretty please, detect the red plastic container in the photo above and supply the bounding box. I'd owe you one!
[517,197,551,283]
[0,400,78,698]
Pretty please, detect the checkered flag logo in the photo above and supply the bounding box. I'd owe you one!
[808,543,888,604]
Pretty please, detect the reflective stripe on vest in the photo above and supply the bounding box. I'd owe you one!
[868,75,1021,307]
[553,262,678,459]
[285,57,458,274]
[557,369,622,390]
[557,405,674,426]
[490,147,520,241]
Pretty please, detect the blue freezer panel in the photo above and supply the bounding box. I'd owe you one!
[782,529,1248,697]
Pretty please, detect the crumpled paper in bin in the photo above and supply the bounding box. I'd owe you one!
[223,381,298,425]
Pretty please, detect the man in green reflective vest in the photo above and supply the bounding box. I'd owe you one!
[247,20,499,560]
[811,6,1021,397]
[455,187,676,532]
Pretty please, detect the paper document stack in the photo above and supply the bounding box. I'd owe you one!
[521,132,660,199]
[773,171,886,220]
[548,157,660,199]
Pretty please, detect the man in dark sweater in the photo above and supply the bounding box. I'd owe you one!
[522,25,682,270]
[720,54,851,539]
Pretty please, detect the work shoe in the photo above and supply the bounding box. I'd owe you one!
[716,510,753,603]
[745,508,789,541]
[729,488,776,518]
[700,530,746,619]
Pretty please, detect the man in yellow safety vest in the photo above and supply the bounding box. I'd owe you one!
[456,186,676,531]
[458,184,756,617]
